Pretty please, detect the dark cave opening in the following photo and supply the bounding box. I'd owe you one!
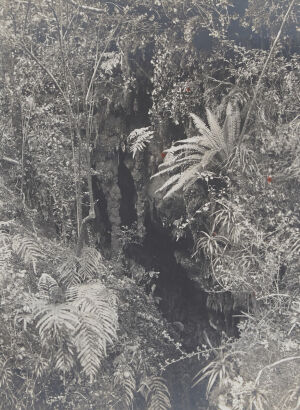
[125,205,240,351]
[118,154,138,227]
[92,176,112,252]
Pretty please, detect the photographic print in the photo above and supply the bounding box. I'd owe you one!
[0,0,299,409]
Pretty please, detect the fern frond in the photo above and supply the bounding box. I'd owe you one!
[152,102,241,199]
[163,163,202,199]
[38,273,59,300]
[59,248,106,287]
[78,247,107,281]
[205,108,224,148]
[128,127,154,158]
[223,102,240,148]
[74,312,105,381]
[190,113,212,139]
[66,282,118,345]
[54,330,75,373]
[114,368,136,407]
[34,303,78,345]
[140,376,171,410]
[155,174,181,194]
[12,234,44,274]
[59,255,81,287]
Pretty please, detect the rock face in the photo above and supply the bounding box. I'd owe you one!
[90,71,239,350]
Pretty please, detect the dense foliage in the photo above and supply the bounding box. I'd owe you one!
[0,0,299,409]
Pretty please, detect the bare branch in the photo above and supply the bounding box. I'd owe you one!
[66,0,105,14]
[1,156,20,165]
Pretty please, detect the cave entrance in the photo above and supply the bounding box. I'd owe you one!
[118,155,137,227]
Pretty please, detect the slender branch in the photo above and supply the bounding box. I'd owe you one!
[255,356,300,386]
[239,0,296,142]
[1,156,20,165]
[66,0,105,14]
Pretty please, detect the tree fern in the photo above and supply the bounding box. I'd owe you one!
[152,103,240,199]
[128,127,154,158]
[12,234,44,274]
[139,376,171,410]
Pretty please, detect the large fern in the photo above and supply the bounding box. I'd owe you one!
[12,234,44,274]
[152,103,240,199]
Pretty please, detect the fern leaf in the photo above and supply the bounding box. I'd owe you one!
[140,376,171,410]
[190,113,212,139]
[66,282,118,345]
[78,247,107,281]
[54,330,75,373]
[223,102,240,148]
[114,368,136,407]
[205,108,223,146]
[128,127,154,158]
[163,163,202,199]
[74,312,104,381]
[34,303,78,345]
[59,255,81,287]
[12,234,44,274]
[38,273,59,300]
[155,174,181,194]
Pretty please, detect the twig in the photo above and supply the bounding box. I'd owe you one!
[1,156,20,165]
[66,0,105,14]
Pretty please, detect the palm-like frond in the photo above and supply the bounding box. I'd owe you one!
[140,376,171,410]
[12,234,44,274]
[128,127,154,158]
[152,104,240,199]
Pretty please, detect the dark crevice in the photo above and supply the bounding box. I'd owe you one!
[125,206,240,352]
[92,176,111,253]
[118,154,138,227]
